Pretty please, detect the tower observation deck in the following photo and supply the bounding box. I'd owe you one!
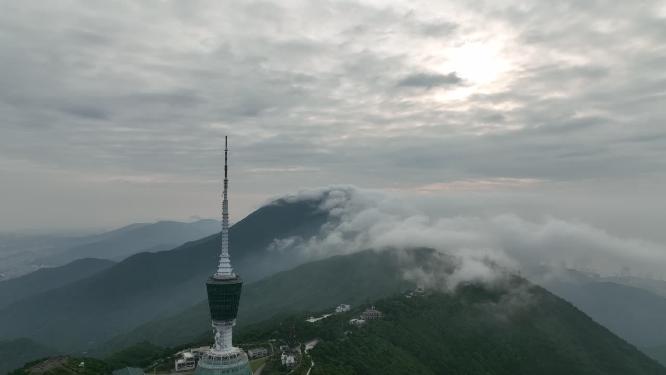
[195,137,251,375]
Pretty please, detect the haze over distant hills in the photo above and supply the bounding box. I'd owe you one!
[110,248,666,375]
[0,197,328,354]
[0,258,115,309]
[0,219,221,280]
[41,219,222,265]
[4,187,666,372]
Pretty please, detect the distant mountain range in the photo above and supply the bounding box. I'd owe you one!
[101,248,666,369]
[40,219,222,265]
[544,278,666,348]
[0,219,222,280]
[9,249,666,375]
[0,258,115,309]
[3,189,666,372]
[0,198,328,354]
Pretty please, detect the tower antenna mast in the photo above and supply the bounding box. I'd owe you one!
[215,136,234,279]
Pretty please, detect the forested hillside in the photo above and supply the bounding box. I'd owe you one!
[308,284,666,375]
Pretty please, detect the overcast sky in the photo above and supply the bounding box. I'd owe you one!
[0,1,665,240]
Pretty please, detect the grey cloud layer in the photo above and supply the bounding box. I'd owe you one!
[274,186,666,286]
[397,72,463,88]
[0,0,664,231]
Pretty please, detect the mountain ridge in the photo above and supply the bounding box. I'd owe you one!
[0,198,329,353]
[0,258,115,309]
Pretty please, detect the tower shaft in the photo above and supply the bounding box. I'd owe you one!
[196,136,250,374]
[216,136,235,279]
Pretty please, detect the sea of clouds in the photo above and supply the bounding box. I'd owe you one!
[268,185,666,290]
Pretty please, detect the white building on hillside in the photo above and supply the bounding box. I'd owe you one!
[247,347,268,359]
[281,353,296,367]
[361,306,383,320]
[335,304,351,313]
[349,318,366,326]
[175,352,196,372]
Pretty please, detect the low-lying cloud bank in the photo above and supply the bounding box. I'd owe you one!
[272,186,666,289]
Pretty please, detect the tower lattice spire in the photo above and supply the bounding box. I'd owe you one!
[215,136,235,279]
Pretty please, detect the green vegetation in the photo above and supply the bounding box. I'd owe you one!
[0,199,328,355]
[8,356,112,375]
[643,344,666,367]
[104,341,171,370]
[546,278,666,348]
[13,276,666,375]
[0,258,115,310]
[6,342,186,374]
[224,279,666,375]
[99,249,414,353]
[249,357,268,372]
[309,283,666,375]
[0,338,56,375]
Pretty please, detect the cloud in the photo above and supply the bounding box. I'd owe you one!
[271,186,666,289]
[412,178,543,192]
[0,0,665,233]
[397,72,463,88]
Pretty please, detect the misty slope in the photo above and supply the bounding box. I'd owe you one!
[604,276,666,298]
[97,249,414,353]
[0,220,221,281]
[306,287,666,375]
[545,279,666,348]
[0,338,56,375]
[644,345,666,367]
[98,248,666,358]
[40,219,221,265]
[0,258,115,309]
[0,233,91,280]
[0,198,328,353]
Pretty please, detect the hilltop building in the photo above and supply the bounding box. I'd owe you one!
[349,318,366,326]
[175,352,196,372]
[361,306,383,320]
[247,347,268,359]
[335,304,351,313]
[281,353,296,368]
[175,346,209,371]
[195,137,252,375]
